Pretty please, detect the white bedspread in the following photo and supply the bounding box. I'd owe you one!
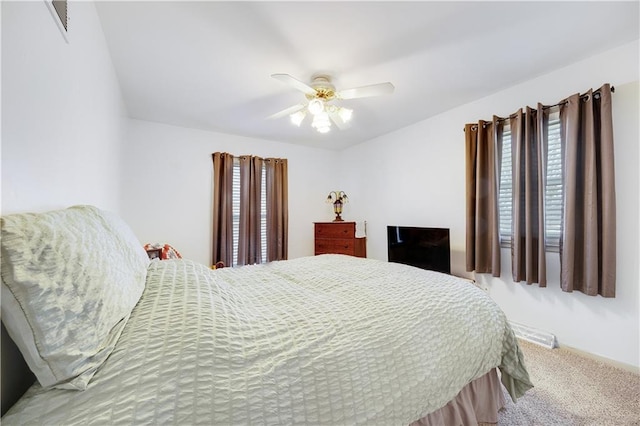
[3,255,532,425]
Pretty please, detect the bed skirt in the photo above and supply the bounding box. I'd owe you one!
[411,368,505,426]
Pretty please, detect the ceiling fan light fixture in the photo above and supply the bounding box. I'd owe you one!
[338,107,353,123]
[308,98,325,115]
[312,112,331,133]
[269,73,394,134]
[290,110,306,126]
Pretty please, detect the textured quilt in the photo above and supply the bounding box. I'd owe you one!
[3,254,532,425]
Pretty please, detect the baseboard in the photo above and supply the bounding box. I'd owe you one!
[559,344,640,374]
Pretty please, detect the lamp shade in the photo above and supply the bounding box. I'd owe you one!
[312,112,331,133]
[338,107,352,122]
[308,98,324,115]
[290,110,306,126]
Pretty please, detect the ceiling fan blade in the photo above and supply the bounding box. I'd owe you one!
[267,104,305,120]
[336,82,395,100]
[328,110,351,130]
[271,74,317,96]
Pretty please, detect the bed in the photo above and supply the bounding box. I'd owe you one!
[0,205,532,425]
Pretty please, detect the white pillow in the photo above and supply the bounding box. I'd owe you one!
[1,205,149,390]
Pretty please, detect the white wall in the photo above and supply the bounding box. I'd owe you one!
[1,1,126,215]
[340,40,639,368]
[119,119,340,266]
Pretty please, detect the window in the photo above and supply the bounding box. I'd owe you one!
[231,157,267,266]
[498,110,562,250]
[212,152,288,267]
[545,113,563,248]
[498,126,513,244]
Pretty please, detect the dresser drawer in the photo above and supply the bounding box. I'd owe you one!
[313,221,366,258]
[315,238,356,256]
[314,222,355,239]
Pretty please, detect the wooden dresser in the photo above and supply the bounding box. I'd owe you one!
[314,222,366,258]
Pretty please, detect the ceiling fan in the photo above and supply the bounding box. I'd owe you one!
[268,73,394,133]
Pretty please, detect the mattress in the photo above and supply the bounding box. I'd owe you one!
[2,254,532,425]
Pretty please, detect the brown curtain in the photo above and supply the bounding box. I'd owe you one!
[212,152,289,267]
[559,84,616,297]
[211,152,234,267]
[237,156,263,266]
[465,117,501,276]
[510,106,547,286]
[265,158,288,261]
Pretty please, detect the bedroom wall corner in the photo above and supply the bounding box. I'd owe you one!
[1,1,127,216]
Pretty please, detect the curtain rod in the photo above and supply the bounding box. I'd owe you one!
[463,85,615,131]
[543,85,615,110]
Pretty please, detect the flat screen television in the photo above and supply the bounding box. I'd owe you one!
[387,226,451,274]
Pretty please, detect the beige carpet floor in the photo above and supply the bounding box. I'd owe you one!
[496,339,640,426]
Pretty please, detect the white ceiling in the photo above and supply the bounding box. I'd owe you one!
[95,1,639,151]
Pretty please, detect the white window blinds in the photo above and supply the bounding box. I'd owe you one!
[232,159,240,264]
[231,158,268,266]
[498,111,562,250]
[498,126,513,245]
[545,113,562,249]
[260,166,267,259]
